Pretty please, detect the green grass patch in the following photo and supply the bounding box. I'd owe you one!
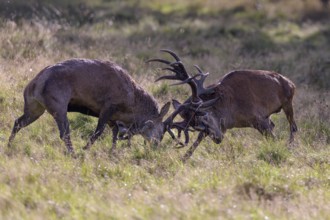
[257,141,289,166]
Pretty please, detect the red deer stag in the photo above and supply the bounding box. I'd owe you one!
[148,50,298,161]
[8,58,170,154]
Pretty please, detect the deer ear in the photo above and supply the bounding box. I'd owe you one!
[159,101,170,119]
[172,99,181,110]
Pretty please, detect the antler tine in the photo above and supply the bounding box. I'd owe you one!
[170,72,204,86]
[192,65,218,96]
[187,96,220,111]
[193,65,205,74]
[164,102,190,128]
[146,58,171,65]
[160,49,191,80]
[149,49,201,103]
[155,74,180,82]
[154,66,185,82]
[147,50,190,82]
[160,49,181,61]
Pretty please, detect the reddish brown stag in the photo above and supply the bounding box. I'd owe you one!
[8,58,170,154]
[148,50,298,161]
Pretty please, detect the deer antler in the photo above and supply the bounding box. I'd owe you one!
[147,49,202,105]
[192,65,219,96]
[147,49,219,143]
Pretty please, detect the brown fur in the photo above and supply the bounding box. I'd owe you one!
[177,70,298,161]
[8,59,170,154]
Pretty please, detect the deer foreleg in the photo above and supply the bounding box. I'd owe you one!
[181,131,205,162]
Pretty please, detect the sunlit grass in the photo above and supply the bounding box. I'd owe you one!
[0,0,329,219]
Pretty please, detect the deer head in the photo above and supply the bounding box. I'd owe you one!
[139,102,171,144]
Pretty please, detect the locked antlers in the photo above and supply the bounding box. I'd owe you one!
[147,49,219,142]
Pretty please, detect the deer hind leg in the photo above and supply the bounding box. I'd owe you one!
[83,106,117,150]
[44,98,73,154]
[54,114,73,154]
[282,102,298,143]
[8,99,45,147]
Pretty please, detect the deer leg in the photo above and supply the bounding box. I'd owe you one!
[265,118,275,137]
[83,107,116,150]
[181,131,205,162]
[45,98,73,154]
[177,128,182,139]
[54,114,73,154]
[127,137,132,147]
[184,129,190,145]
[282,102,298,143]
[174,125,190,145]
[174,129,190,147]
[111,125,119,151]
[8,100,45,147]
[170,123,187,147]
[254,118,275,139]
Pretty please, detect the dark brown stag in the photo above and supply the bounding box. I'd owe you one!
[8,58,170,154]
[148,50,298,161]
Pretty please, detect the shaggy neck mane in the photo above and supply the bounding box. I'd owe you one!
[134,86,159,120]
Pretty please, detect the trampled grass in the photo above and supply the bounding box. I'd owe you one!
[0,0,329,219]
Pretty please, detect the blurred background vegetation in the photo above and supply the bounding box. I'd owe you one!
[1,0,330,89]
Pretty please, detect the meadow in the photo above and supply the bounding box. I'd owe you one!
[0,0,329,219]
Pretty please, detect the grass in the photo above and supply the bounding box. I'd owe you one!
[0,0,330,219]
